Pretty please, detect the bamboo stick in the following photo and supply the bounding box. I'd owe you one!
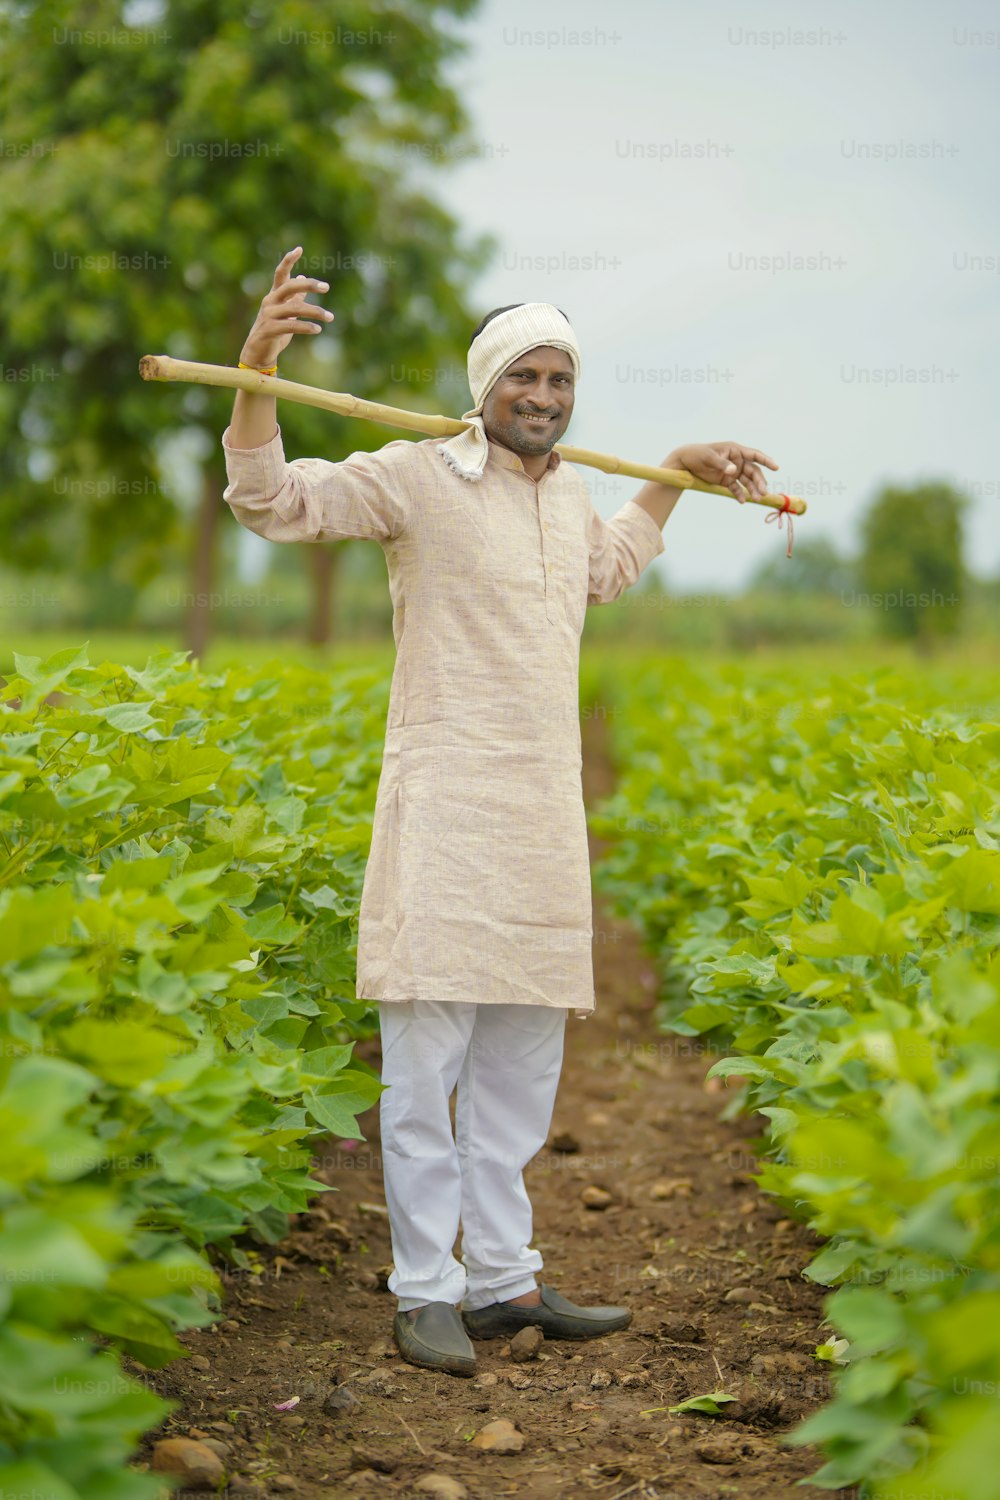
[137,354,806,515]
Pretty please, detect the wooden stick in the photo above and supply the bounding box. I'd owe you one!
[138,355,807,515]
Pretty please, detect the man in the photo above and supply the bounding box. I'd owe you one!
[221,247,779,1377]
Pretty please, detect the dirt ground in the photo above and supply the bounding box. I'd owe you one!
[132,712,860,1500]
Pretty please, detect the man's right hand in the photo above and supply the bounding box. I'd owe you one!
[239,246,335,369]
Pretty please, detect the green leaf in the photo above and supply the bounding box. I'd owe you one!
[941,849,1000,914]
[245,905,302,944]
[0,1459,80,1500]
[300,1043,356,1080]
[101,855,173,892]
[0,884,78,963]
[667,1390,739,1415]
[98,701,159,733]
[60,1017,187,1087]
[824,1286,907,1357]
[0,1212,109,1288]
[305,1091,364,1139]
[803,1238,865,1285]
[87,1295,187,1368]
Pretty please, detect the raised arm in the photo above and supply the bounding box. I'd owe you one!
[222,246,408,545]
[229,246,335,450]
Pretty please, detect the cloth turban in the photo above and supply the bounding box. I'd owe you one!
[437,302,582,481]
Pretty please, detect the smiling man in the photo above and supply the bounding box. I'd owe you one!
[221,252,778,1378]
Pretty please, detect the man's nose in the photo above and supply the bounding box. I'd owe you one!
[528,379,563,406]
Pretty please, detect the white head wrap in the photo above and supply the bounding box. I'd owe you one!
[437,302,582,481]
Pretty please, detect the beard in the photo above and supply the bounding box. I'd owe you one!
[485,408,567,456]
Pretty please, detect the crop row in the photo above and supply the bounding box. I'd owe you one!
[0,645,388,1499]
[588,657,1000,1498]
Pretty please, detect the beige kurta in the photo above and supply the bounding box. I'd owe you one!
[221,423,665,1017]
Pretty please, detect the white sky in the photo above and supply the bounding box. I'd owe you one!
[412,0,1000,592]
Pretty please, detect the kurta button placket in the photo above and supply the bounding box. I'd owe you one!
[534,470,557,622]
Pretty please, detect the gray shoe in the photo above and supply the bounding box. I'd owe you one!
[392,1302,477,1377]
[462,1283,632,1341]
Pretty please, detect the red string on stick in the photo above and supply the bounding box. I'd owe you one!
[764,492,795,558]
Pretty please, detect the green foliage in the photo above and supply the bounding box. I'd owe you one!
[589,657,1000,1494]
[0,644,388,1495]
[858,482,969,645]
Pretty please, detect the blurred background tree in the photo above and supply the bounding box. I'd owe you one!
[0,0,490,657]
[858,482,968,653]
[748,537,857,598]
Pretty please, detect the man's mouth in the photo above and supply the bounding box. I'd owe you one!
[516,411,556,425]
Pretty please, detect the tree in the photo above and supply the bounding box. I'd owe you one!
[0,0,491,657]
[747,536,857,597]
[857,482,968,652]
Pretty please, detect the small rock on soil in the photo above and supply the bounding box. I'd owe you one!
[150,1437,225,1489]
[510,1326,544,1362]
[470,1417,525,1454]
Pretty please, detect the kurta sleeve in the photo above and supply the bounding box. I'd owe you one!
[586,497,666,605]
[221,424,409,544]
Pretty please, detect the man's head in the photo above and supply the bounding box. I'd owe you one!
[437,301,581,481]
[470,304,577,459]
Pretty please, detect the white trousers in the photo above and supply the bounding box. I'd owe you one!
[377,1000,567,1312]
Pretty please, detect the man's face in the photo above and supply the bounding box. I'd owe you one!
[481,345,575,457]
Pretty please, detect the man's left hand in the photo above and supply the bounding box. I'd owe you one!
[665,442,779,503]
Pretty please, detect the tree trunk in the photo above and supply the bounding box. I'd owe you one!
[306,544,340,646]
[185,465,221,661]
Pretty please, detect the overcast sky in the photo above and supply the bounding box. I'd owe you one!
[406,0,1000,592]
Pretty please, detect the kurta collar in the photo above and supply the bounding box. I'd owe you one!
[486,438,562,478]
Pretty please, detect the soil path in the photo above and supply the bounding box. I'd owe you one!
[136,710,859,1500]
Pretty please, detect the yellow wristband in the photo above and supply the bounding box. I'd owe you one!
[238,360,278,376]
